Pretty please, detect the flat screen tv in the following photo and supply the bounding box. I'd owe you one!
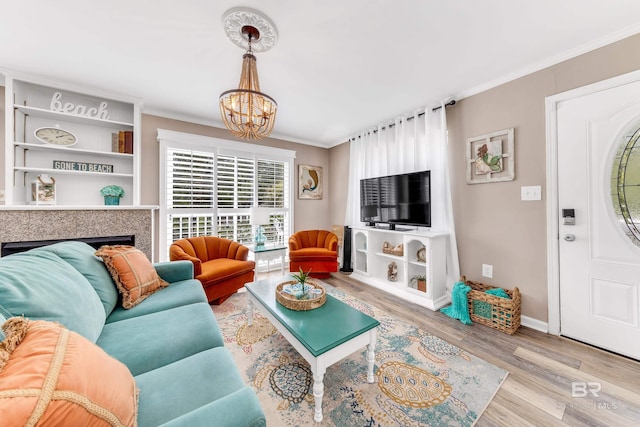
[360,170,431,229]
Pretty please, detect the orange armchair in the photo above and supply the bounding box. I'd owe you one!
[288,230,338,278]
[170,236,255,304]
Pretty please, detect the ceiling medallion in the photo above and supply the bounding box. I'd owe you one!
[221,7,278,53]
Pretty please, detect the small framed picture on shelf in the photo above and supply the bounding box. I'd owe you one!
[30,174,56,205]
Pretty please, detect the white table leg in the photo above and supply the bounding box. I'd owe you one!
[312,364,326,422]
[247,298,254,326]
[280,250,285,274]
[366,328,377,383]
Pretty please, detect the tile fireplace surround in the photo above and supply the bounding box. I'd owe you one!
[0,206,157,259]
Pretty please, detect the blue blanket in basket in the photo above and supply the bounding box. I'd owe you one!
[440,281,473,325]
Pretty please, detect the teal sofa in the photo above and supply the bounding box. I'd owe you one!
[0,241,266,427]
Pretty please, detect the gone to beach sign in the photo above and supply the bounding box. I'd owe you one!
[53,160,114,173]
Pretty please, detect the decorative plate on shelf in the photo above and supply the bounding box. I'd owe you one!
[34,126,77,146]
[417,247,426,262]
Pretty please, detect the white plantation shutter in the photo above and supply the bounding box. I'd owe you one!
[158,130,295,261]
[217,155,255,208]
[165,148,216,245]
[168,149,215,209]
[256,159,290,243]
[216,154,255,242]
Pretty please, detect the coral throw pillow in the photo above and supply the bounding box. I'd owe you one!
[95,245,168,309]
[0,317,138,427]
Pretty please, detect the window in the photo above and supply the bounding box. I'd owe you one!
[611,122,640,247]
[158,129,295,261]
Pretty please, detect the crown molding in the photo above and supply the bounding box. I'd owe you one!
[454,22,640,102]
[143,107,331,148]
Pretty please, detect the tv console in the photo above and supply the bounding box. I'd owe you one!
[350,226,450,311]
[367,224,415,232]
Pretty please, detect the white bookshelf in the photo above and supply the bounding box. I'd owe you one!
[3,71,142,206]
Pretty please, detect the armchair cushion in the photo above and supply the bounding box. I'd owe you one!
[199,259,255,283]
[289,247,338,261]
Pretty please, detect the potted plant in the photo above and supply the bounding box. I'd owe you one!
[290,267,312,299]
[411,274,427,292]
[100,185,125,205]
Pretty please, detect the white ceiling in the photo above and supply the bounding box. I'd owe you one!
[2,1,640,147]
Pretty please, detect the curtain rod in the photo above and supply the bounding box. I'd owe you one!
[432,99,456,112]
[349,99,456,141]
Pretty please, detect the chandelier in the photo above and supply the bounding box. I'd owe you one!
[220,9,278,139]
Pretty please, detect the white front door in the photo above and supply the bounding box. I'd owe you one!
[555,74,640,359]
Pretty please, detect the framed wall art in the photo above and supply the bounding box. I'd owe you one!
[466,128,515,184]
[298,164,323,199]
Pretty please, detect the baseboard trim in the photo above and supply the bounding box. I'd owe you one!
[521,315,549,333]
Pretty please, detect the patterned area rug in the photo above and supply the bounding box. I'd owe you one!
[212,285,507,426]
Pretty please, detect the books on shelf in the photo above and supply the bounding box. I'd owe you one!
[124,131,133,154]
[112,133,119,152]
[112,131,134,154]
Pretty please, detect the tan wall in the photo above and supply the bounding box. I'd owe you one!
[0,86,4,197]
[141,114,331,260]
[328,141,350,226]
[330,32,640,322]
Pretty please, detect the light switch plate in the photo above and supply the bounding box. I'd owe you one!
[521,185,542,201]
[482,264,493,278]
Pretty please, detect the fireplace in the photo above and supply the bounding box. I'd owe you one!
[1,235,135,257]
[0,207,155,260]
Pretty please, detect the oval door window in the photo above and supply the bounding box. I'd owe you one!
[611,124,640,247]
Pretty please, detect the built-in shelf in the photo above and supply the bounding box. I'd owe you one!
[14,167,133,178]
[14,142,134,159]
[14,104,134,129]
[4,73,142,206]
[374,251,404,261]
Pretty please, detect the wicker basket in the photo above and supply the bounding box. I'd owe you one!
[462,276,521,335]
[382,241,404,256]
[276,280,326,311]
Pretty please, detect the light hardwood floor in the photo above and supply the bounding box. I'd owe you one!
[294,272,640,427]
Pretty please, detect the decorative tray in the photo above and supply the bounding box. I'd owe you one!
[276,280,326,311]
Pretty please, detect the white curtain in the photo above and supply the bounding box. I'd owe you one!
[344,102,460,287]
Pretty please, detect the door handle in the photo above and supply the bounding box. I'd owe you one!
[563,233,576,242]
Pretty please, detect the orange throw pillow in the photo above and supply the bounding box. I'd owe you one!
[95,245,168,309]
[0,317,138,427]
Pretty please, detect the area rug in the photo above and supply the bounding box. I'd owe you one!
[212,285,507,426]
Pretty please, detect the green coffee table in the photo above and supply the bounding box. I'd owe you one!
[245,275,379,423]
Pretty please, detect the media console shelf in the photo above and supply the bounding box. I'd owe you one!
[351,226,449,311]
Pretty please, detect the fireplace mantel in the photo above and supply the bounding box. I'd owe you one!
[0,205,159,211]
[0,206,158,259]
